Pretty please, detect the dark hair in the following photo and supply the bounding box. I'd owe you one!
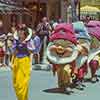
[18,26,29,38]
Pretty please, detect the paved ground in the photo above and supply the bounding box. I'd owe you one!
[0,67,100,100]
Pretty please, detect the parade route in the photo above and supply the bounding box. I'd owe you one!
[0,0,99,100]
[0,67,100,100]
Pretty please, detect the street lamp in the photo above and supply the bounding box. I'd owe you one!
[78,0,80,20]
[71,0,79,22]
[37,0,40,23]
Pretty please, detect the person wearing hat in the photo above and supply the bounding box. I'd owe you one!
[75,42,90,87]
[47,23,78,94]
[86,21,100,83]
[87,36,100,83]
[11,26,35,100]
[73,21,91,88]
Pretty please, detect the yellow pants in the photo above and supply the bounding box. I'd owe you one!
[12,56,31,100]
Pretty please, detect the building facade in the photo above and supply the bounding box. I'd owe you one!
[14,0,69,26]
[0,0,70,31]
[0,0,28,32]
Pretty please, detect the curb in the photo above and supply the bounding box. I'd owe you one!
[32,64,52,71]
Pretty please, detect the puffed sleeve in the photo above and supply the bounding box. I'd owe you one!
[12,40,17,53]
[27,39,35,51]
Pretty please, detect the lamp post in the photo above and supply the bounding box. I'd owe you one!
[78,0,80,20]
[71,0,79,22]
[37,0,40,23]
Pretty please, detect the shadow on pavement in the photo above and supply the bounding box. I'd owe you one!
[43,88,65,94]
[43,87,75,95]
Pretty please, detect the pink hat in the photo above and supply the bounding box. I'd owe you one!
[50,31,77,44]
[54,23,74,34]
[86,21,100,40]
[87,26,100,40]
[87,20,100,27]
[50,23,77,44]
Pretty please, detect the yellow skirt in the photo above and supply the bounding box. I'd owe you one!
[12,56,31,100]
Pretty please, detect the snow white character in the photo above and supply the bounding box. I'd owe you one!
[11,26,34,100]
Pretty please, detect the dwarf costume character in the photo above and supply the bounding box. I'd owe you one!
[86,21,100,83]
[47,23,78,93]
[73,21,91,86]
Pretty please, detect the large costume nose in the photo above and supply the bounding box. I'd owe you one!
[56,46,65,54]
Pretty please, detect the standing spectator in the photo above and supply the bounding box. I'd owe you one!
[0,20,6,67]
[36,17,52,41]
[6,31,14,66]
[32,30,41,64]
[36,17,52,62]
[5,26,17,67]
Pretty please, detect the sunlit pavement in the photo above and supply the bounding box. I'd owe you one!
[0,66,100,100]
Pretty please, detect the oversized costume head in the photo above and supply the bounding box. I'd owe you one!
[73,21,91,68]
[47,23,78,64]
[86,21,100,66]
[73,21,91,42]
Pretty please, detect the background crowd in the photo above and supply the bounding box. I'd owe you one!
[0,15,95,68]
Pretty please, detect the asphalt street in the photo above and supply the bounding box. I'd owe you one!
[0,67,100,100]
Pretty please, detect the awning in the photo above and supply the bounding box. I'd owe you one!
[34,0,48,3]
[80,5,100,13]
[19,0,48,3]
[0,2,31,15]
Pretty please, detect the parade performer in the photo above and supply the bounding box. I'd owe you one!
[47,23,78,94]
[12,26,34,100]
[86,21,100,83]
[73,21,91,87]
